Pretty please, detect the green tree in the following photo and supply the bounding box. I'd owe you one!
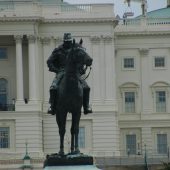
[161,162,170,170]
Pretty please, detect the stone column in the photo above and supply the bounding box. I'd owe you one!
[90,36,101,103]
[41,37,51,108]
[139,48,150,114]
[28,35,37,102]
[14,35,24,103]
[102,35,117,111]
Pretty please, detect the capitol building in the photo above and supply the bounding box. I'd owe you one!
[0,0,170,169]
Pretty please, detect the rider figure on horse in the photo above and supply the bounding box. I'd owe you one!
[47,33,92,115]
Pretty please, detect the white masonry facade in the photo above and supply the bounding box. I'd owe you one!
[0,0,170,169]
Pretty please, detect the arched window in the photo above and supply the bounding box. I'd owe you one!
[0,78,8,107]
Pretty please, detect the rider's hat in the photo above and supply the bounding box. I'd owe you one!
[63,33,72,42]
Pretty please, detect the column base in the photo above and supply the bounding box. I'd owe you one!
[43,101,49,113]
[16,100,42,111]
[15,100,26,111]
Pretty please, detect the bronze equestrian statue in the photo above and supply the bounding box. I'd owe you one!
[47,33,93,155]
[47,33,92,115]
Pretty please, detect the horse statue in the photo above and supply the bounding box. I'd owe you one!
[55,39,93,155]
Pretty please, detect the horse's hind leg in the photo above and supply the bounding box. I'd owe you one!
[70,122,74,154]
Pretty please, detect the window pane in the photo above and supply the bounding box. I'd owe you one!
[0,127,10,148]
[157,134,167,154]
[0,48,7,59]
[124,58,134,68]
[126,134,136,155]
[125,92,135,113]
[156,91,166,112]
[78,127,85,148]
[155,57,165,67]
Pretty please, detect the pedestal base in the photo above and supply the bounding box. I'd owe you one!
[44,153,101,169]
[44,165,101,170]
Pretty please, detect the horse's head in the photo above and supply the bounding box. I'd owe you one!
[71,39,93,67]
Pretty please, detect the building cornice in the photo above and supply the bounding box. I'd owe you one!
[0,16,118,26]
[43,18,117,24]
[115,31,170,36]
[0,17,43,22]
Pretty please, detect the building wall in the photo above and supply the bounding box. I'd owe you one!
[0,1,170,169]
[0,17,119,163]
[115,33,170,155]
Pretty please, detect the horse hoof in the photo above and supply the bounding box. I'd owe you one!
[74,149,80,154]
[71,149,74,154]
[58,150,64,156]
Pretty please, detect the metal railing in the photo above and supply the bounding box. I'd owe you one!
[0,150,169,168]
[93,149,170,167]
[0,104,15,111]
[117,17,170,26]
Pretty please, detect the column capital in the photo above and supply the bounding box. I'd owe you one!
[55,36,63,44]
[27,35,36,43]
[41,37,51,45]
[14,35,23,43]
[139,48,149,56]
[102,35,113,43]
[90,35,101,43]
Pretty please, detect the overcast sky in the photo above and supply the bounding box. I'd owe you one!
[64,0,167,17]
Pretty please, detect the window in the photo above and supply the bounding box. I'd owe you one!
[0,127,10,148]
[0,79,7,110]
[0,48,7,59]
[154,57,165,68]
[157,134,167,154]
[0,121,15,151]
[126,134,136,155]
[124,58,134,68]
[120,83,139,114]
[121,129,141,156]
[78,127,85,148]
[156,91,166,112]
[151,82,169,113]
[125,92,135,113]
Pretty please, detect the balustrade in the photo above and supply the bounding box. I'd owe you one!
[0,1,114,19]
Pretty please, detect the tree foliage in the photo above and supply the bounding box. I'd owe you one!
[161,162,170,170]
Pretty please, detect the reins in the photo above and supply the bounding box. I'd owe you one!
[82,66,92,80]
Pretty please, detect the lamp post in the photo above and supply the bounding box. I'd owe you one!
[168,146,169,160]
[144,144,149,170]
[20,140,33,170]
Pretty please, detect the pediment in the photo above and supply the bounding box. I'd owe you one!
[151,81,170,88]
[120,82,139,88]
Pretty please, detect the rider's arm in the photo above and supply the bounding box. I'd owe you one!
[47,48,59,73]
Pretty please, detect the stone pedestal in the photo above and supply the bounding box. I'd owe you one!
[44,165,101,170]
[44,153,101,170]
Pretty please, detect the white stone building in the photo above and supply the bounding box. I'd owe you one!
[0,0,170,169]
[115,2,170,158]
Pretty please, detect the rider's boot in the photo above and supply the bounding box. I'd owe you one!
[83,89,92,115]
[48,89,57,115]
